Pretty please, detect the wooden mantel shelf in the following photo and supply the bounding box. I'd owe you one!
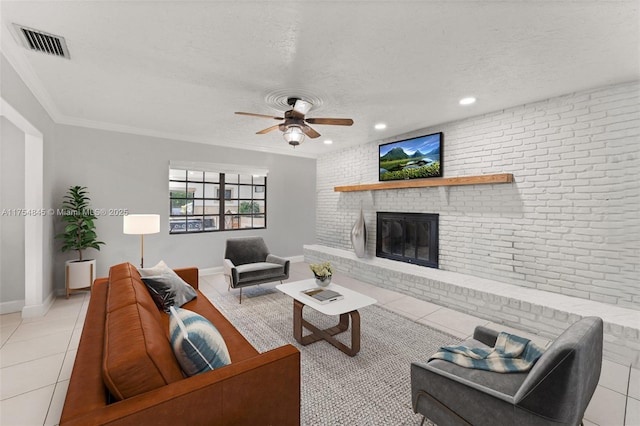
[334,173,513,192]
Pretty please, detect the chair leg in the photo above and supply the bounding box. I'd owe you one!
[239,287,242,304]
[420,416,426,426]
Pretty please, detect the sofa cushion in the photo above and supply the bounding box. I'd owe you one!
[106,263,159,316]
[103,302,184,400]
[169,307,231,376]
[236,262,285,284]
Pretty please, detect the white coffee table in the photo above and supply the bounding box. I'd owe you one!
[276,279,377,356]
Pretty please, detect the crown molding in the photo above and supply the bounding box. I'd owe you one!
[2,39,318,160]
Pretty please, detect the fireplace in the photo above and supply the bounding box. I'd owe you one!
[376,212,439,268]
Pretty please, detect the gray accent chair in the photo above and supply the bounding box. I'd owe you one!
[223,236,290,303]
[411,316,603,426]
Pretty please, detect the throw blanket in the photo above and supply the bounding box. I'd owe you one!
[430,332,546,373]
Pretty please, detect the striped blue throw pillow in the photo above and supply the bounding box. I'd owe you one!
[169,307,231,376]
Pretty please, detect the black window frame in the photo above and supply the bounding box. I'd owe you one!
[169,168,267,234]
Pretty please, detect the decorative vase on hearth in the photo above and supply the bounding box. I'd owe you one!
[351,207,367,258]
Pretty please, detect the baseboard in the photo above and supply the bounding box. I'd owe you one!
[199,266,223,276]
[0,299,25,315]
[21,291,56,318]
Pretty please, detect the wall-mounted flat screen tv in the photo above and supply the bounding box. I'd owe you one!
[379,132,443,181]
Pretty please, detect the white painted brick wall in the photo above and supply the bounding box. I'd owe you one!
[316,81,640,309]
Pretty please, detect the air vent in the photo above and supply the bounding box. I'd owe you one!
[12,24,70,59]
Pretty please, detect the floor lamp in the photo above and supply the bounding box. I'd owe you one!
[123,214,160,268]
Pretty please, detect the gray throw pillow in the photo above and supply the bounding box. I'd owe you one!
[139,261,197,312]
[138,260,173,277]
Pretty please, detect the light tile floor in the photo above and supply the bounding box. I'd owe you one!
[0,262,638,425]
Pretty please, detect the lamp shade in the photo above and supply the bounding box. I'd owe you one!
[123,214,160,235]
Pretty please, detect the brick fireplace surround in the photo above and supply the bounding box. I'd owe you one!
[311,81,640,368]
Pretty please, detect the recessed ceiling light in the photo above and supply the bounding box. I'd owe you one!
[374,123,387,130]
[459,97,476,105]
[324,140,333,145]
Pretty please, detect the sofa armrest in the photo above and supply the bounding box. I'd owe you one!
[412,361,515,404]
[223,258,238,286]
[173,267,199,290]
[60,345,301,426]
[473,326,499,347]
[266,254,290,276]
[93,277,109,287]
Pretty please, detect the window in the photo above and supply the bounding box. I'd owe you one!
[169,165,267,234]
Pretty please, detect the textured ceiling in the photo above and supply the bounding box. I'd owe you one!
[1,1,638,158]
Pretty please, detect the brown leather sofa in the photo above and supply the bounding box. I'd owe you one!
[60,262,300,425]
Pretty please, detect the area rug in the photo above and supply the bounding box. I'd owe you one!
[206,287,460,425]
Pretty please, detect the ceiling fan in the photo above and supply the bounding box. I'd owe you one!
[235,97,354,146]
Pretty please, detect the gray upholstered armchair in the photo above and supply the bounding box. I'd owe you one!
[223,236,290,303]
[411,316,603,426]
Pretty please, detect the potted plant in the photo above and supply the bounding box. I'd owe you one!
[310,262,333,287]
[56,185,105,297]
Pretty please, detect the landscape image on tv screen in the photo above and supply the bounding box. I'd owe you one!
[379,132,442,181]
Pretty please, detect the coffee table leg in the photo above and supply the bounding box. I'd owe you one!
[350,310,360,355]
[292,299,361,356]
[293,300,305,344]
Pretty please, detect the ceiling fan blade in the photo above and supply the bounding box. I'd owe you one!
[305,118,354,126]
[235,112,284,120]
[292,99,312,117]
[302,125,321,139]
[256,124,282,134]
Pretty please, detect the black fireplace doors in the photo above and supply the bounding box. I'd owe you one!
[376,212,439,268]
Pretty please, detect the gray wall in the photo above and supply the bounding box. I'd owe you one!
[1,52,317,303]
[316,81,640,309]
[1,54,58,307]
[51,124,317,287]
[0,117,26,304]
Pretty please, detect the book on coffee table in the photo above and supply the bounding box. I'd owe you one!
[301,288,344,304]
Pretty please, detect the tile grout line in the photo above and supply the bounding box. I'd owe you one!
[623,363,632,426]
[1,382,55,403]
[0,317,24,351]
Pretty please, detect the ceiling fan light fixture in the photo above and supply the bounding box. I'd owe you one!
[283,125,305,146]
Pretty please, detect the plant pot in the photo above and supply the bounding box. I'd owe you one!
[315,275,332,287]
[66,259,96,298]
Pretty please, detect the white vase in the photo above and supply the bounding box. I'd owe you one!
[65,259,95,298]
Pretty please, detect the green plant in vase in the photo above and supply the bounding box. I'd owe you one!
[56,185,105,259]
[56,185,105,297]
